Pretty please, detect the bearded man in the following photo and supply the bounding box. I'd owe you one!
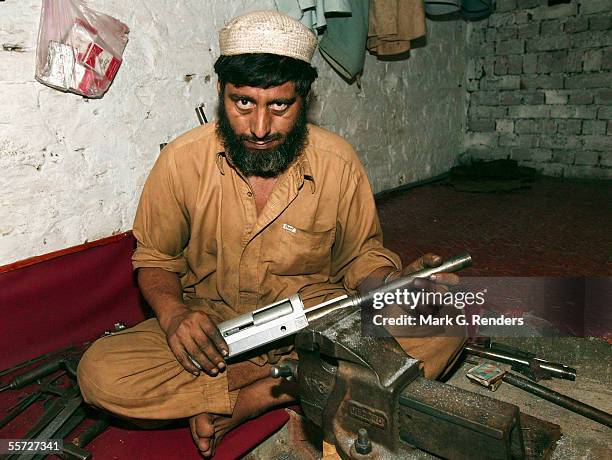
[78,11,465,457]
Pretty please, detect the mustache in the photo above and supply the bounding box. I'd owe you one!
[240,133,283,143]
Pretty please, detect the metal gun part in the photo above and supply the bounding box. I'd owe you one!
[219,294,308,357]
[464,343,577,381]
[0,356,79,393]
[502,372,612,428]
[304,252,473,322]
[0,345,78,379]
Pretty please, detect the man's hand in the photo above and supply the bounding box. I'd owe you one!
[137,267,229,376]
[160,307,229,376]
[399,253,460,315]
[403,253,459,288]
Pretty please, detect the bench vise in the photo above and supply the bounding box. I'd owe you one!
[271,307,560,459]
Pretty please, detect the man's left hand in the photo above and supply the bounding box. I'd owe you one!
[402,253,459,291]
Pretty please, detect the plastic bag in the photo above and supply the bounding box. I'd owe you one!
[35,0,129,98]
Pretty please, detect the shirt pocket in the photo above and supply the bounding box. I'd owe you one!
[270,225,335,275]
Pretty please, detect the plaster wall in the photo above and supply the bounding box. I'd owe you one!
[0,0,465,265]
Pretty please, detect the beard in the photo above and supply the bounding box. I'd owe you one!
[216,95,309,178]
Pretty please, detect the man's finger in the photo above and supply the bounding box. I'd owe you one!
[404,253,443,274]
[172,342,202,375]
[191,327,226,371]
[429,273,460,287]
[413,278,449,294]
[183,340,218,375]
[421,253,442,268]
[199,319,229,358]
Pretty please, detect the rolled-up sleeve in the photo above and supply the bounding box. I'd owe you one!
[330,165,402,291]
[132,146,190,276]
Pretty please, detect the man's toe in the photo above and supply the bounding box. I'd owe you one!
[190,413,216,454]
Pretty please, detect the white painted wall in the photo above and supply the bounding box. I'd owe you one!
[0,0,466,265]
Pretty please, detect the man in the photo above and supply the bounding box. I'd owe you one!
[78,11,464,457]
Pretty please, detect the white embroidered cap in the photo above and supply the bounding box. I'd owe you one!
[219,10,317,63]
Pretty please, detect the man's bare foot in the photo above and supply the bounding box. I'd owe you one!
[189,377,297,457]
[189,412,217,457]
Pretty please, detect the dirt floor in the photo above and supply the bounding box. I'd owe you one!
[447,360,612,459]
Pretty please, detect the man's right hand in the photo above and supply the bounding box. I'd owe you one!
[160,306,229,376]
[137,268,229,377]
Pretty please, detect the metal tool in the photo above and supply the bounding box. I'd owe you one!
[0,356,78,393]
[502,371,612,428]
[11,385,81,445]
[14,396,83,460]
[195,104,208,124]
[271,305,561,459]
[465,358,612,429]
[8,385,83,460]
[61,443,92,460]
[71,416,111,449]
[0,392,41,430]
[0,345,78,379]
[0,371,69,429]
[220,252,472,358]
[31,407,88,460]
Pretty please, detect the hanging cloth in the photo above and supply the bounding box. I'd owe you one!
[318,0,369,80]
[276,0,368,80]
[367,0,426,57]
[461,0,493,20]
[424,1,461,16]
[275,0,353,31]
[424,0,492,20]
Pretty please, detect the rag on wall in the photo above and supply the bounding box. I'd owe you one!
[367,0,426,57]
[424,0,493,20]
[275,0,353,30]
[275,0,368,80]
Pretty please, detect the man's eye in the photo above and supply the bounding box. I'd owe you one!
[271,102,288,111]
[236,99,253,109]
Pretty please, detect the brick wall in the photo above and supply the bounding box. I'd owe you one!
[464,0,612,179]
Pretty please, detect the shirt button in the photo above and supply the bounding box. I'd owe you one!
[247,191,253,197]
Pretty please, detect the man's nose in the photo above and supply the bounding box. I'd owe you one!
[250,108,271,139]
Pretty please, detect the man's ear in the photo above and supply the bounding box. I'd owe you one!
[217,81,222,94]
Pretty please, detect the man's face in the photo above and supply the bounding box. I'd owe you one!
[216,81,308,178]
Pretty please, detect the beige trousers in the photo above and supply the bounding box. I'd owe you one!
[77,318,465,420]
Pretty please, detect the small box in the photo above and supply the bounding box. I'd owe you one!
[466,362,506,391]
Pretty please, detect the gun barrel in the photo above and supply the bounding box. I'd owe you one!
[359,252,473,308]
[306,253,472,322]
[465,344,577,381]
